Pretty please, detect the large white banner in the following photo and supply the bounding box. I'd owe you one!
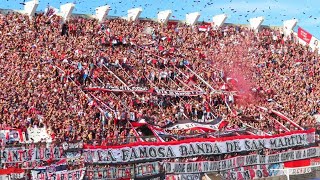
[166,122,222,131]
[1,146,64,163]
[84,130,315,163]
[85,162,160,180]
[164,147,319,174]
[85,86,205,96]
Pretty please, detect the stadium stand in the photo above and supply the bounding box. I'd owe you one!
[0,2,320,179]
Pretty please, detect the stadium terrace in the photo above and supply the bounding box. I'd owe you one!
[0,0,319,179]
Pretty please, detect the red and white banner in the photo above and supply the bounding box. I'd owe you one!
[311,157,320,165]
[0,129,24,144]
[85,86,148,93]
[154,89,205,96]
[284,159,312,175]
[165,122,222,132]
[83,129,315,163]
[298,27,312,44]
[164,147,319,173]
[1,146,64,163]
[32,168,86,180]
[198,24,211,32]
[85,162,160,180]
[220,164,284,180]
[85,87,205,96]
[166,173,205,180]
[0,168,24,180]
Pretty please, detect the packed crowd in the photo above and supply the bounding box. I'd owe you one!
[0,11,319,146]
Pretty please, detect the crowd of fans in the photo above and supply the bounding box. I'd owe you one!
[0,10,319,147]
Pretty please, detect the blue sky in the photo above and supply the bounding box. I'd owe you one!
[0,0,320,38]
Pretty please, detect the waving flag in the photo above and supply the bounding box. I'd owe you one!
[198,25,211,32]
[44,6,59,18]
[31,159,67,180]
[298,27,312,44]
[0,168,24,180]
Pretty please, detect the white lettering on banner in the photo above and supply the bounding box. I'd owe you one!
[0,130,8,144]
[0,129,24,143]
[83,130,315,163]
[87,86,148,93]
[166,174,202,180]
[105,85,148,92]
[164,147,319,173]
[288,167,312,175]
[86,86,204,96]
[85,162,160,180]
[32,168,86,180]
[1,146,64,163]
[166,123,221,131]
[220,164,284,180]
[155,89,205,96]
[62,141,84,151]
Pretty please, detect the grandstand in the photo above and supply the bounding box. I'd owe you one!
[0,0,319,180]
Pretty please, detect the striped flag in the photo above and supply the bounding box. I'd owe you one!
[198,25,211,32]
[0,168,24,180]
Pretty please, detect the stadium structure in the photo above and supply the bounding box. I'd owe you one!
[0,0,319,180]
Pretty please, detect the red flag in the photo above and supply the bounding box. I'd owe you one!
[198,25,211,32]
[218,120,229,130]
[148,88,155,93]
[284,159,311,168]
[186,75,197,86]
[298,27,312,44]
